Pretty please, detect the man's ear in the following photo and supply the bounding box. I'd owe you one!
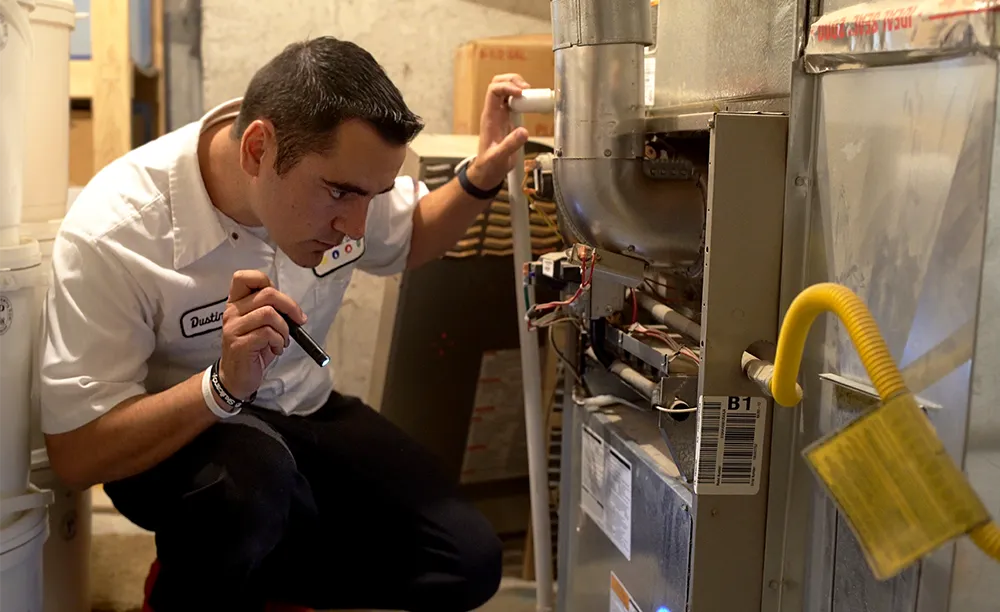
[239,119,275,177]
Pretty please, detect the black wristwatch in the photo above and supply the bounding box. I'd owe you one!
[457,160,504,200]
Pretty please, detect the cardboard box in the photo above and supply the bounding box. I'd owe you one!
[70,110,95,187]
[69,107,155,186]
[453,34,555,138]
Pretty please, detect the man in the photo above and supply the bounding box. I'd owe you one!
[39,37,531,611]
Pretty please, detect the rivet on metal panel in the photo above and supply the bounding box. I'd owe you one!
[768,580,780,590]
[604,149,612,157]
[794,175,807,186]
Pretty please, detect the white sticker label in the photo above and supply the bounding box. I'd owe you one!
[694,396,768,495]
[581,425,605,525]
[610,571,643,612]
[644,56,656,107]
[606,446,632,560]
[580,425,632,560]
[542,258,555,278]
[313,238,366,277]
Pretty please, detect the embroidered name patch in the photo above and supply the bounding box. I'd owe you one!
[313,238,365,277]
[180,298,227,338]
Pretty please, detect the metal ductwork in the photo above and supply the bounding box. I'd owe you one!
[550,0,706,268]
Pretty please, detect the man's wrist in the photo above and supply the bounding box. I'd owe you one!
[458,159,503,200]
[465,161,492,190]
[201,365,240,419]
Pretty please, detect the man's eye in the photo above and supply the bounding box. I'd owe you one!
[329,188,346,200]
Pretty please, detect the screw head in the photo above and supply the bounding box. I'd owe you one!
[604,149,612,157]
[794,176,807,186]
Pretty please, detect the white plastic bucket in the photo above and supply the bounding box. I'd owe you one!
[31,450,91,612]
[0,237,44,526]
[0,0,35,246]
[21,218,62,451]
[0,487,51,612]
[22,0,76,225]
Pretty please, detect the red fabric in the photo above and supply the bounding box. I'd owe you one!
[142,559,311,612]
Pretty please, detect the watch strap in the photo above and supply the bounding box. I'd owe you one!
[457,160,504,200]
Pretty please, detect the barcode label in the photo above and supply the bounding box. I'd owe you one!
[694,396,767,495]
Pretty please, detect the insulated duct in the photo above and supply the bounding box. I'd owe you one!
[550,0,706,267]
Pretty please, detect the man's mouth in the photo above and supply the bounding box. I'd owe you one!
[315,238,344,250]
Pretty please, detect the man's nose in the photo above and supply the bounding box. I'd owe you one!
[332,200,368,240]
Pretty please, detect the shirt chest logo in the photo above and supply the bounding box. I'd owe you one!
[313,238,365,278]
[180,298,227,338]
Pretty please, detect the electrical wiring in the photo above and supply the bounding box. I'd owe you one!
[572,380,696,415]
[524,245,597,330]
[654,400,698,414]
[548,325,582,384]
[522,159,562,238]
[572,386,647,412]
[625,320,701,367]
[630,287,639,324]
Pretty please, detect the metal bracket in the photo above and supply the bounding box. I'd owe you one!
[608,326,675,375]
[818,372,943,412]
[654,374,698,409]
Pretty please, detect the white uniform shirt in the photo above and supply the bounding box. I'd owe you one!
[39,99,428,435]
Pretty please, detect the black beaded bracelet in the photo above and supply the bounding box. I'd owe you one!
[210,359,256,411]
[457,162,504,200]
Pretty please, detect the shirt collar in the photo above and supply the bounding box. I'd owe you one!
[169,97,245,270]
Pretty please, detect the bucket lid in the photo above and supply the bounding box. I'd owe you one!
[32,0,72,11]
[0,237,41,271]
[20,218,63,243]
[0,508,49,572]
[0,238,45,291]
[0,490,49,555]
[29,0,75,26]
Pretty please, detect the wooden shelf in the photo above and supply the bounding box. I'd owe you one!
[70,59,162,100]
[71,0,166,179]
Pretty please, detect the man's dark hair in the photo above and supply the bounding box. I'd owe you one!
[232,37,424,175]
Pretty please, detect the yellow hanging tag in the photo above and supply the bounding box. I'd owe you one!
[804,393,989,580]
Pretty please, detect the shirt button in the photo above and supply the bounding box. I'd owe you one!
[231,232,239,240]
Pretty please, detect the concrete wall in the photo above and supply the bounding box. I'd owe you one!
[200,0,551,132]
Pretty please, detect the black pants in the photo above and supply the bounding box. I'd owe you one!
[104,391,503,612]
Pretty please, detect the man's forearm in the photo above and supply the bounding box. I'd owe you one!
[45,373,220,490]
[407,176,493,269]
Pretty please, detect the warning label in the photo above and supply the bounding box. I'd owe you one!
[581,425,633,560]
[610,571,643,612]
[805,394,989,580]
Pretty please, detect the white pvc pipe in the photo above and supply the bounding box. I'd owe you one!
[510,88,555,115]
[508,111,555,612]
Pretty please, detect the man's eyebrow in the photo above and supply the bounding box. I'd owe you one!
[322,179,395,197]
